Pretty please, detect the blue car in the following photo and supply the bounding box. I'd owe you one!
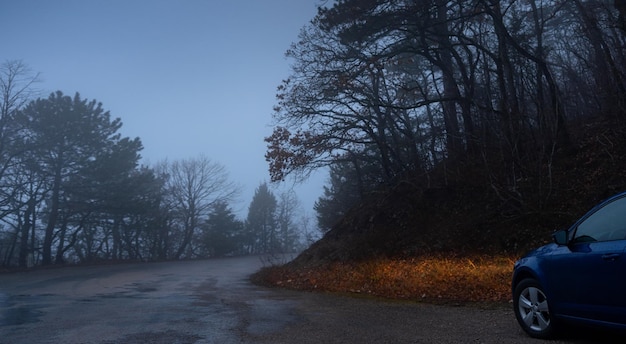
[512,191,626,338]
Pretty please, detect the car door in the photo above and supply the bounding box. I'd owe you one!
[543,195,626,324]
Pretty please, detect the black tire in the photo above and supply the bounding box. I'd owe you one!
[513,278,556,339]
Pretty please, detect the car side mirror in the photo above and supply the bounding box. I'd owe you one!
[553,229,568,245]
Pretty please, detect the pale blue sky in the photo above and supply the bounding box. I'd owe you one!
[1,0,326,218]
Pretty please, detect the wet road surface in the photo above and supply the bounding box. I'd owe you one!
[0,256,623,343]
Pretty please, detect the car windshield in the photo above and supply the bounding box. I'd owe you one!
[573,196,626,243]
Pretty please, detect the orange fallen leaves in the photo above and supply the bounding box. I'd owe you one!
[254,255,515,303]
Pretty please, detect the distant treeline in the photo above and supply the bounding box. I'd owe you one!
[0,68,308,268]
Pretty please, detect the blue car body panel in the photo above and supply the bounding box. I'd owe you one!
[512,191,626,330]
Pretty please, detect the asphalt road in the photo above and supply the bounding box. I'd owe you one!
[0,256,623,343]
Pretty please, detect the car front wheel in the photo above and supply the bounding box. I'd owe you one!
[513,278,554,339]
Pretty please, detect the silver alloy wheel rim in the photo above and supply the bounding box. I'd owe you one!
[518,286,550,332]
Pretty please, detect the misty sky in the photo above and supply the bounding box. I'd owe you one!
[1,0,327,218]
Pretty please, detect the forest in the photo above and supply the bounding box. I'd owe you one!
[0,73,308,268]
[3,0,626,269]
[265,0,626,257]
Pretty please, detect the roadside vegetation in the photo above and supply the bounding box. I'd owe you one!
[252,1,626,304]
[253,117,626,303]
[253,255,514,303]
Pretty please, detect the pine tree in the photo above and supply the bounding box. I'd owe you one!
[246,182,277,254]
[201,201,244,257]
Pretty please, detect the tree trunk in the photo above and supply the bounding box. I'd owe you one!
[42,168,62,265]
[18,198,35,267]
[436,0,463,159]
[574,0,626,119]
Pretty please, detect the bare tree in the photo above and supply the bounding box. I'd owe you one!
[276,190,301,253]
[0,60,39,266]
[0,60,39,122]
[0,60,39,214]
[163,156,240,259]
[271,0,624,220]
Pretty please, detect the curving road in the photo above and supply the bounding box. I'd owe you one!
[0,256,621,343]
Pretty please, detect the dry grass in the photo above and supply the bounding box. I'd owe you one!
[253,255,516,303]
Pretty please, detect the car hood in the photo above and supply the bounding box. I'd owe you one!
[520,242,560,259]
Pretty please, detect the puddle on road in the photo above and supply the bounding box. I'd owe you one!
[0,292,46,326]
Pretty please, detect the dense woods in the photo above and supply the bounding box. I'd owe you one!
[0,63,305,268]
[3,0,626,269]
[266,0,626,241]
